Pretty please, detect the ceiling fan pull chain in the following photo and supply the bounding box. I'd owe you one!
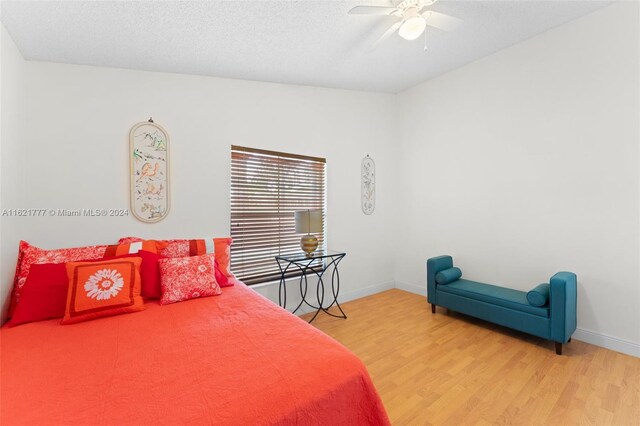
[423,29,428,51]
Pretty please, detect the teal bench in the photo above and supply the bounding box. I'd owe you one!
[427,255,577,355]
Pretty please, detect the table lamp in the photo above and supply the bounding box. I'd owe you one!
[295,210,322,255]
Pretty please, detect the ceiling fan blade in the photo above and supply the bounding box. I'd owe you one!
[349,5,398,15]
[422,10,463,32]
[368,21,403,51]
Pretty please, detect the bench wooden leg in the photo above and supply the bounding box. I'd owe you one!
[555,342,562,355]
[431,303,436,314]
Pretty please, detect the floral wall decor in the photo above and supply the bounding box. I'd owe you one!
[129,118,170,223]
[361,154,375,215]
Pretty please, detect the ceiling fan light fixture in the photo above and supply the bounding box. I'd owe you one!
[398,16,427,40]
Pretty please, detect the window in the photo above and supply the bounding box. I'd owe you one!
[230,145,326,285]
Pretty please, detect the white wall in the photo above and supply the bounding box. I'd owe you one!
[0,24,27,316]
[0,54,398,320]
[396,1,640,353]
[0,27,3,318]
[1,26,3,320]
[1,3,639,356]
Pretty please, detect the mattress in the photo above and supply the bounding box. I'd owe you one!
[1,280,390,425]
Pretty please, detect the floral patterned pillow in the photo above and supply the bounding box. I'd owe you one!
[158,254,222,305]
[119,236,235,283]
[9,240,109,318]
[62,258,145,325]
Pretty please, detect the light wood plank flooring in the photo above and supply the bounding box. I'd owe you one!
[302,289,640,425]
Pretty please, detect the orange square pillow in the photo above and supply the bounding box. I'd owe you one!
[103,240,168,257]
[62,258,145,325]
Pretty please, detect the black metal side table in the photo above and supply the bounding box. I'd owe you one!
[275,250,347,323]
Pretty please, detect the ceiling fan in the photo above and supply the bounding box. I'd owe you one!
[349,0,463,51]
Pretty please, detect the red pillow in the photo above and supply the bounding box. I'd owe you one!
[6,263,68,327]
[9,240,108,317]
[213,238,233,278]
[158,254,222,305]
[213,260,231,287]
[103,250,163,299]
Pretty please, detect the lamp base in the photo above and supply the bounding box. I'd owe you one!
[300,235,318,256]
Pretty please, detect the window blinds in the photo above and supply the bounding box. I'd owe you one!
[230,145,326,285]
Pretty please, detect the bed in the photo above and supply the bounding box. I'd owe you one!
[1,280,390,425]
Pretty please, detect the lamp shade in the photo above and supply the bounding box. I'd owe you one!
[295,210,322,234]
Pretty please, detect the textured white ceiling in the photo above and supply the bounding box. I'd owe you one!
[0,0,612,93]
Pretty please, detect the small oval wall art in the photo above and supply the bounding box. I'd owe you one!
[129,119,170,223]
[361,154,375,215]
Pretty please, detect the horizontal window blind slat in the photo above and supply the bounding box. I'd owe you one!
[231,160,326,170]
[230,232,326,240]
[231,179,324,187]
[231,172,326,180]
[231,145,326,164]
[233,258,326,272]
[231,187,324,194]
[230,198,324,203]
[232,243,326,258]
[230,161,325,170]
[231,168,325,174]
[231,190,325,196]
[231,234,326,243]
[232,238,326,250]
[230,146,326,285]
[231,164,325,174]
[232,263,326,279]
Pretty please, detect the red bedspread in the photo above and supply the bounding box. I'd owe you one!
[1,280,389,425]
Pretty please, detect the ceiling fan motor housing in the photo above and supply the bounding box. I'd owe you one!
[403,7,421,20]
[396,0,436,14]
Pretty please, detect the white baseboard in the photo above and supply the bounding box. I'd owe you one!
[395,281,425,296]
[291,281,396,317]
[284,281,396,316]
[292,304,318,316]
[573,328,640,358]
[279,279,640,358]
[339,281,396,303]
[392,282,639,358]
[394,282,640,358]
[252,278,396,317]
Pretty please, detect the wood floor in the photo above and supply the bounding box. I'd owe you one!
[302,289,640,426]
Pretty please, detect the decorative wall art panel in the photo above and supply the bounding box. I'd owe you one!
[361,155,375,215]
[130,119,170,223]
